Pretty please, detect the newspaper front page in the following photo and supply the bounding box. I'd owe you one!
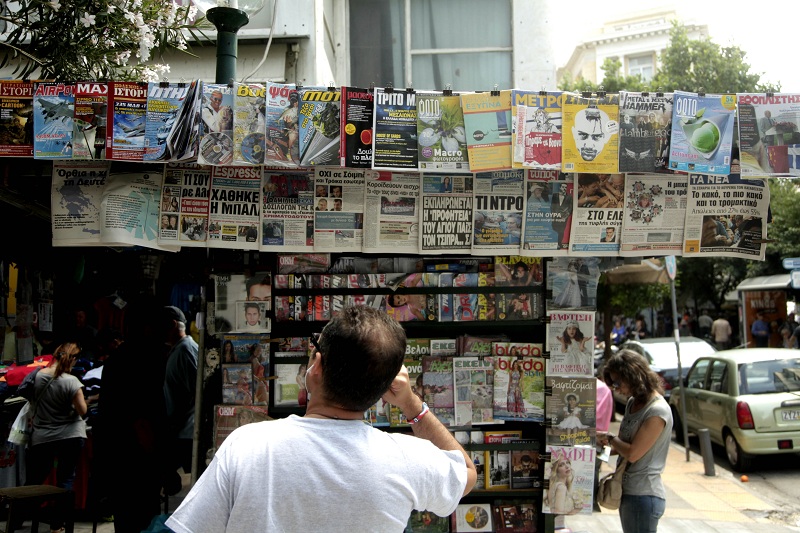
[619,173,687,256]
[419,173,474,254]
[568,174,623,256]
[159,162,211,248]
[260,170,314,252]
[207,166,262,250]
[363,171,420,253]
[521,169,571,256]
[472,170,524,255]
[312,167,365,252]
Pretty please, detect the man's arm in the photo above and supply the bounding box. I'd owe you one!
[383,366,478,496]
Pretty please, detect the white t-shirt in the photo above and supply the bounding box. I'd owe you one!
[166,415,468,533]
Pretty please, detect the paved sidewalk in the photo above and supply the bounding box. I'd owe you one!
[565,421,800,533]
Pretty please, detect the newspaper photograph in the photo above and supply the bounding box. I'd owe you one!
[472,170,524,255]
[363,171,420,253]
[546,310,595,377]
[512,90,563,170]
[207,166,262,250]
[737,92,800,177]
[159,162,211,248]
[313,167,365,252]
[568,174,623,256]
[619,173,687,256]
[51,161,111,247]
[682,172,769,260]
[419,173,474,254]
[260,170,314,252]
[521,170,571,256]
[100,165,179,251]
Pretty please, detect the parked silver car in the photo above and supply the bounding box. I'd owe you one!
[669,348,800,471]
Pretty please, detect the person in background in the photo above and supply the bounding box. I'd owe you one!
[166,306,476,533]
[751,311,770,347]
[161,306,198,485]
[697,310,713,340]
[611,317,627,346]
[599,349,672,533]
[593,376,615,511]
[26,342,88,533]
[711,314,732,350]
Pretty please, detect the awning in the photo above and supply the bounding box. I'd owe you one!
[603,258,670,285]
[735,274,791,292]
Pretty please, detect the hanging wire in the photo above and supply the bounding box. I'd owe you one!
[241,0,280,83]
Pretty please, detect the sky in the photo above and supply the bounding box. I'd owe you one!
[549,0,796,91]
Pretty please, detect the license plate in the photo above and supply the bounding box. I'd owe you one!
[781,410,800,421]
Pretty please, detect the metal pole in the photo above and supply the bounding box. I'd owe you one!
[697,428,716,476]
[206,7,251,84]
[670,278,690,461]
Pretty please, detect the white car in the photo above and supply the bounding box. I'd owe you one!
[669,348,800,471]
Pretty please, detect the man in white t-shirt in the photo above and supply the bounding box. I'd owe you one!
[167,306,477,533]
[711,314,732,350]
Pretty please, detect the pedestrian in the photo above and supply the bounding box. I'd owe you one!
[599,349,672,533]
[593,376,615,512]
[26,342,88,533]
[165,306,477,532]
[711,314,732,350]
[697,310,713,340]
[161,306,198,489]
[751,311,770,347]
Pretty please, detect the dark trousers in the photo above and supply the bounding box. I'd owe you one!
[25,437,84,530]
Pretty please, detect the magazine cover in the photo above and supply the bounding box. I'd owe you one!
[0,80,35,157]
[546,376,597,447]
[438,272,455,322]
[737,92,800,177]
[143,82,191,161]
[33,82,74,159]
[261,171,314,252]
[485,448,512,491]
[72,82,108,160]
[472,170,525,255]
[512,89,563,170]
[496,292,541,321]
[265,82,301,167]
[547,257,600,310]
[274,362,308,407]
[510,449,542,490]
[461,89,513,172]
[668,90,736,175]
[298,86,341,167]
[213,405,271,450]
[232,82,267,166]
[546,311,595,377]
[451,503,493,533]
[420,173,474,254]
[211,272,271,334]
[477,273,496,321]
[561,93,620,174]
[491,344,545,421]
[221,363,254,405]
[521,170,572,255]
[453,356,494,426]
[619,174,688,256]
[495,256,543,287]
[422,356,455,426]
[416,91,470,172]
[372,87,418,170]
[618,91,673,173]
[542,445,594,516]
[493,499,539,533]
[340,86,373,168]
[390,354,424,427]
[107,81,148,161]
[198,83,234,166]
[405,510,450,533]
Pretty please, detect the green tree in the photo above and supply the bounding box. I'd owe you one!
[747,179,800,277]
[560,57,648,93]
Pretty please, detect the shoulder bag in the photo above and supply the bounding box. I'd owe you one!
[597,457,628,510]
[7,372,56,447]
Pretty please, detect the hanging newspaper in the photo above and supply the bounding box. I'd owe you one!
[260,170,314,252]
[512,90,563,170]
[419,173,474,254]
[207,166,262,250]
[100,165,179,251]
[521,170,571,256]
[561,92,620,174]
[547,257,600,311]
[737,92,800,177]
[546,310,595,377]
[618,91,673,173]
[372,87,418,171]
[619,173,687,256]
[568,174,623,256]
[668,91,736,176]
[159,162,211,248]
[51,161,111,247]
[472,170,524,255]
[312,167,365,252]
[363,171,421,253]
[682,172,769,260]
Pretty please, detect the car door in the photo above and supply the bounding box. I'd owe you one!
[698,358,729,443]
[682,358,711,431]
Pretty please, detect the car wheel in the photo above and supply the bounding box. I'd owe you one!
[724,431,752,472]
[671,407,684,443]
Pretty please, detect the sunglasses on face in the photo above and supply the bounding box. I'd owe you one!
[611,380,622,390]
[310,332,322,353]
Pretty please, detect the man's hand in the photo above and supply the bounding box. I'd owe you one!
[382,365,422,419]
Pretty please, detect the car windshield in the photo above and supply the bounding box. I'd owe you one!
[644,341,715,369]
[738,358,800,395]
